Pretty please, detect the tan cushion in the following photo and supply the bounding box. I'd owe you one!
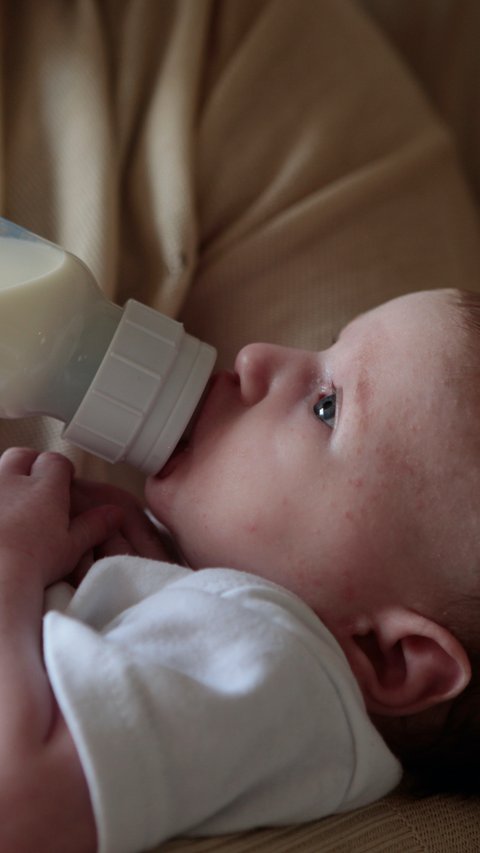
[1,1,479,848]
[159,788,480,853]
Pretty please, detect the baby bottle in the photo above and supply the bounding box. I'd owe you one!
[0,218,216,474]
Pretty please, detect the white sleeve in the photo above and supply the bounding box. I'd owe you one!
[43,558,401,853]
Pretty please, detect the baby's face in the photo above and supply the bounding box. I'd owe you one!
[146,290,480,637]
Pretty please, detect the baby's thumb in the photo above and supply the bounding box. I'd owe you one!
[70,505,125,558]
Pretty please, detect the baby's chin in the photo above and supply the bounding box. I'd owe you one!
[144,475,192,549]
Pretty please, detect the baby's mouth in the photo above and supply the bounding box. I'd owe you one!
[155,377,214,478]
[181,376,214,442]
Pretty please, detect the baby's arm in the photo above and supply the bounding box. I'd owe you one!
[0,448,124,853]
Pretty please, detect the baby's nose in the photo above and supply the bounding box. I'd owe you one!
[234,343,287,405]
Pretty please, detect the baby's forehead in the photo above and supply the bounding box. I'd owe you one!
[350,289,456,331]
[337,290,478,452]
[340,290,469,370]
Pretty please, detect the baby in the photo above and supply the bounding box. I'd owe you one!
[0,287,479,853]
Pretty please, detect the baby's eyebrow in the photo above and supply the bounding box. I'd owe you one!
[354,366,373,417]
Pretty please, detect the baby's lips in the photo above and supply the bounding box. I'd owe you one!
[152,370,239,478]
[181,375,215,443]
[152,375,217,479]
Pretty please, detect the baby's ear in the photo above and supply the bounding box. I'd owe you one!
[343,607,471,716]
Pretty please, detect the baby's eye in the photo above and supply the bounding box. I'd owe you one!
[313,393,336,429]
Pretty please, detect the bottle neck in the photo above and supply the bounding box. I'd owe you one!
[62,299,217,473]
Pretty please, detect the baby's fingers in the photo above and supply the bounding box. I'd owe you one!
[0,447,40,474]
[69,505,125,563]
[97,532,136,559]
[67,550,95,588]
[31,451,74,484]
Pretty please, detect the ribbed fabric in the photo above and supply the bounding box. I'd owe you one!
[160,789,480,853]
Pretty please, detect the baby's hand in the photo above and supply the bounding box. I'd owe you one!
[70,479,171,583]
[0,448,124,586]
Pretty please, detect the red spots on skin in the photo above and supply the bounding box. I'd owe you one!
[341,581,357,603]
[348,477,364,489]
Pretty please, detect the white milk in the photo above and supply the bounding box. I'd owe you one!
[0,235,120,419]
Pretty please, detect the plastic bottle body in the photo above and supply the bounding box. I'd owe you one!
[0,218,216,474]
[0,229,121,420]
